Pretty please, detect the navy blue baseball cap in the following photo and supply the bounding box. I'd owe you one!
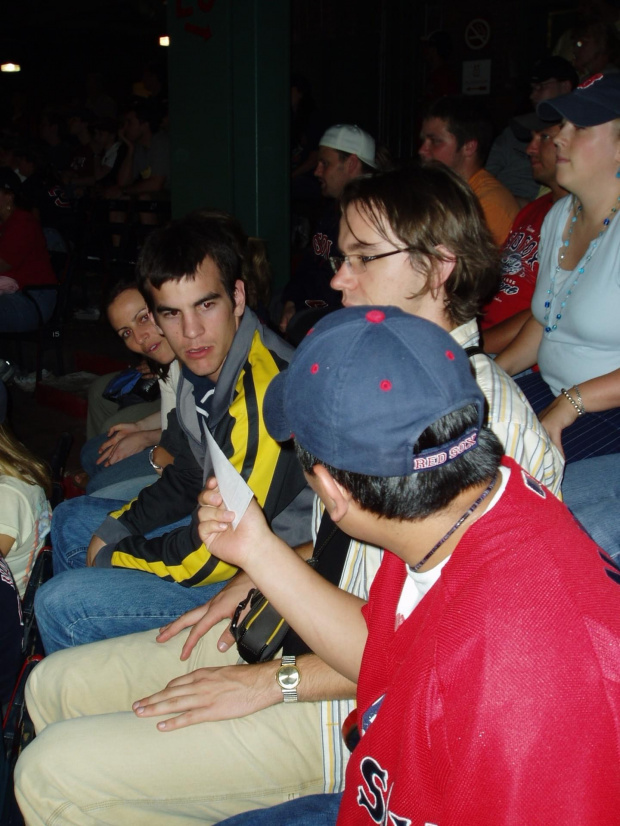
[537,72,620,126]
[264,306,485,477]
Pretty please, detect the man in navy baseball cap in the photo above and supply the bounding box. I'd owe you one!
[537,71,620,125]
[196,304,620,826]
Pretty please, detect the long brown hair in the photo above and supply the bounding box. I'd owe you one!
[0,423,52,497]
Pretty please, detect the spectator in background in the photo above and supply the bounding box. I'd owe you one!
[486,56,578,205]
[90,118,124,189]
[419,96,519,245]
[419,30,459,106]
[38,110,72,179]
[482,114,568,354]
[0,167,56,333]
[105,99,169,200]
[572,18,620,79]
[279,124,378,336]
[0,379,52,597]
[62,108,95,187]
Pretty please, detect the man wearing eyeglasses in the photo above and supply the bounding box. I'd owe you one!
[15,166,563,826]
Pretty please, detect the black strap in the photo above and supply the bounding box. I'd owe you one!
[464,344,484,358]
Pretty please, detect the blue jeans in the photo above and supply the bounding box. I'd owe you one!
[51,495,192,573]
[562,454,620,563]
[34,568,224,653]
[0,289,56,332]
[40,495,226,652]
[81,432,158,497]
[218,793,342,826]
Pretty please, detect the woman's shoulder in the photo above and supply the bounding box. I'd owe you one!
[0,474,47,505]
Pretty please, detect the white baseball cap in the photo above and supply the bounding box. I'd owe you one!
[319,124,377,169]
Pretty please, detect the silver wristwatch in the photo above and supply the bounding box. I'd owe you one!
[276,655,300,703]
[148,445,162,471]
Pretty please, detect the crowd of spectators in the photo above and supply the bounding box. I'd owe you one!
[2,15,620,825]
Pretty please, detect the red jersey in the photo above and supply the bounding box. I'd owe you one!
[339,457,620,825]
[481,193,554,330]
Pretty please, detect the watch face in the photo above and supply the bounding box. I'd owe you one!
[278,665,300,689]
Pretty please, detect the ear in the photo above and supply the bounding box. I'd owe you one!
[311,464,354,524]
[233,279,246,319]
[347,154,363,178]
[461,138,478,159]
[430,245,456,292]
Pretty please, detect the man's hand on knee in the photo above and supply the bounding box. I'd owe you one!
[132,662,281,730]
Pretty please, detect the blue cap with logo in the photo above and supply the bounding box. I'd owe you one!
[264,306,485,477]
[537,72,620,127]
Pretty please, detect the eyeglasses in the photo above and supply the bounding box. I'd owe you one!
[328,248,415,275]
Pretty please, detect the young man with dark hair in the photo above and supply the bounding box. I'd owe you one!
[18,167,567,825]
[194,306,620,824]
[419,96,519,245]
[37,211,312,648]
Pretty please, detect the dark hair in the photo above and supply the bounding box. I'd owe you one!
[339,163,500,325]
[102,275,169,379]
[136,211,245,310]
[192,208,271,311]
[296,404,502,520]
[424,96,494,165]
[124,98,163,133]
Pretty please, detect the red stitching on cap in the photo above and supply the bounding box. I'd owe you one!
[445,350,455,360]
[366,310,386,323]
[310,363,319,374]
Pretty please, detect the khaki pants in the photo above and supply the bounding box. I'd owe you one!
[14,622,324,825]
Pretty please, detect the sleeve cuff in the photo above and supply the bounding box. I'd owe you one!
[95,515,132,546]
[93,545,114,567]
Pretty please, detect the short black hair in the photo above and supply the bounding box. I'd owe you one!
[295,404,502,520]
[124,98,164,133]
[136,211,243,310]
[424,96,494,165]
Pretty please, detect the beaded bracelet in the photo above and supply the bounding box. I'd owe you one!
[573,384,585,413]
[561,387,585,416]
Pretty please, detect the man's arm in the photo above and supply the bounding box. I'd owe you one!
[193,482,368,681]
[133,652,357,731]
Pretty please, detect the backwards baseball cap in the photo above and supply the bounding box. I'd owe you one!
[319,124,377,169]
[537,72,620,126]
[264,306,485,477]
[530,55,578,86]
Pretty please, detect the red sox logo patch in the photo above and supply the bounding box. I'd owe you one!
[312,232,333,260]
[357,757,412,826]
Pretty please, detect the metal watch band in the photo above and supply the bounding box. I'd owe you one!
[148,445,162,471]
[277,654,300,703]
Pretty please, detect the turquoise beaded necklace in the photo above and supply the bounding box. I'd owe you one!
[543,195,620,334]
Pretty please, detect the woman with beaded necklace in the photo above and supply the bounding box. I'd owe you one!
[497,72,620,465]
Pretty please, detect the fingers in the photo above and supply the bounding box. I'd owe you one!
[156,603,210,643]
